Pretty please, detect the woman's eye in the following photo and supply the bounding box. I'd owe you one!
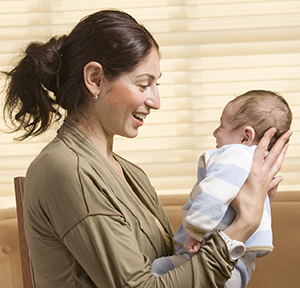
[140,84,150,89]
[139,82,160,90]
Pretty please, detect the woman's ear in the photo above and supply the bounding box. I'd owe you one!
[242,126,256,146]
[83,61,103,95]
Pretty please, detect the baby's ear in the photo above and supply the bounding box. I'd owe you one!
[242,126,256,146]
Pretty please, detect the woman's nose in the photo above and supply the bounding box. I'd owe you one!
[145,86,161,110]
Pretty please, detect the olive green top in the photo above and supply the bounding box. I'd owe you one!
[24,119,235,287]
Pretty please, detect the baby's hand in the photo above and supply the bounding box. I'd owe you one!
[183,234,205,254]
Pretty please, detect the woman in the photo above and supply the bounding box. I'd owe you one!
[2,9,291,287]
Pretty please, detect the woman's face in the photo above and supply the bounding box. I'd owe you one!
[93,48,161,139]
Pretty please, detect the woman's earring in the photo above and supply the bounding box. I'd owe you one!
[93,94,99,101]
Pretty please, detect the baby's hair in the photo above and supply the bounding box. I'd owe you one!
[227,90,292,150]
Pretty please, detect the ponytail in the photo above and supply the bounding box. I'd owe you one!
[2,35,66,140]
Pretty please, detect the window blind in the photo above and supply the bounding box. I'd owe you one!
[1,0,300,196]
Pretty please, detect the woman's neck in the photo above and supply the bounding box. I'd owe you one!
[68,116,113,158]
[68,117,129,183]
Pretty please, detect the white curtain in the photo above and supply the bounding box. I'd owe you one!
[1,0,300,196]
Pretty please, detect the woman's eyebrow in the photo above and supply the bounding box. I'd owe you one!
[136,72,162,80]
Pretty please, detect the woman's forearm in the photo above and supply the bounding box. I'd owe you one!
[224,128,292,243]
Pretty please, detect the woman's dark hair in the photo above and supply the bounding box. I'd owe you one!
[2,9,159,140]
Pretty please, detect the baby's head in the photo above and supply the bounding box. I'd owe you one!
[213,90,292,150]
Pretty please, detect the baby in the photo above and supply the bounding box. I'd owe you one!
[152,90,292,287]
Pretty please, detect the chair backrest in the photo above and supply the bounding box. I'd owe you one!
[14,177,34,288]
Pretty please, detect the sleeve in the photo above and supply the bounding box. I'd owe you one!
[184,146,254,242]
[225,252,256,288]
[63,215,236,288]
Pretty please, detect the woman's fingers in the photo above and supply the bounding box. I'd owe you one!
[268,176,283,203]
[269,175,283,190]
[264,128,292,179]
[252,127,277,167]
[253,129,292,180]
[267,143,289,180]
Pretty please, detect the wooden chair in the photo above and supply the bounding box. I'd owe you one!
[14,177,34,288]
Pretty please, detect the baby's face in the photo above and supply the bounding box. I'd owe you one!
[213,104,244,148]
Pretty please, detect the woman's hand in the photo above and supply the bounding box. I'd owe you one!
[224,128,292,243]
[268,177,282,203]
